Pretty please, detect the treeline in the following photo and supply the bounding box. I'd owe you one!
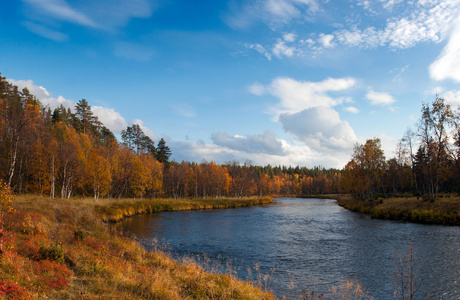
[164,161,341,198]
[0,73,340,199]
[340,97,460,201]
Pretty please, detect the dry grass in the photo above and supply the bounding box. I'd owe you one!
[0,195,276,299]
[335,194,460,225]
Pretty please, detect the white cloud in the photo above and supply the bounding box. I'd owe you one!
[272,39,297,58]
[283,32,297,42]
[344,106,359,114]
[7,78,133,135]
[429,16,460,83]
[92,106,128,134]
[251,77,357,115]
[441,90,460,106]
[336,1,459,50]
[211,130,286,156]
[250,76,359,163]
[171,137,348,168]
[318,34,334,48]
[7,79,74,110]
[366,91,396,105]
[279,106,358,153]
[248,1,460,59]
[248,82,266,96]
[381,0,404,10]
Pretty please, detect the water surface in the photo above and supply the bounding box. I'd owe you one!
[120,198,460,299]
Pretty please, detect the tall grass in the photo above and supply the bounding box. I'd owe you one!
[0,195,276,299]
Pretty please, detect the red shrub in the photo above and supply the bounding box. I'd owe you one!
[0,280,31,300]
[17,234,48,260]
[33,260,72,291]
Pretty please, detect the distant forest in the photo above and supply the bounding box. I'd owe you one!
[1,73,459,200]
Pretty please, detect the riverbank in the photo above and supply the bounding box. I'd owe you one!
[94,196,274,222]
[0,195,276,299]
[330,194,460,225]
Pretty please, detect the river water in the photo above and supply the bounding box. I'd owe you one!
[119,198,460,299]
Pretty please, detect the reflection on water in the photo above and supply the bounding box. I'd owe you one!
[120,198,460,299]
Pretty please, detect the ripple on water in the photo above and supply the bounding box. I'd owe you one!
[121,198,460,299]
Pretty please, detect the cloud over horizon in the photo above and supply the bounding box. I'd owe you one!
[211,130,286,156]
[250,76,358,160]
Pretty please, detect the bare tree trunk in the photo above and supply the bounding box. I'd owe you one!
[7,136,19,188]
[50,156,55,198]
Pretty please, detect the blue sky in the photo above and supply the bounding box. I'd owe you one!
[2,0,460,168]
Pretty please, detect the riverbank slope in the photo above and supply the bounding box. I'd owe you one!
[0,195,275,299]
[324,194,460,225]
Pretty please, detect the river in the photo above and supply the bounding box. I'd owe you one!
[119,197,460,299]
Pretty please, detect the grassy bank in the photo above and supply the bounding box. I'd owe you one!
[94,196,274,223]
[334,194,460,225]
[0,195,276,299]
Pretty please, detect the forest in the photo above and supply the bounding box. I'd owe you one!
[1,72,459,201]
[341,97,460,201]
[0,73,340,200]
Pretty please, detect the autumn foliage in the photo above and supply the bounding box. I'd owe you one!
[340,97,460,202]
[0,72,341,199]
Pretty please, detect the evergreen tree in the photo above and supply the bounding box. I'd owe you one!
[156,138,171,164]
[75,99,97,134]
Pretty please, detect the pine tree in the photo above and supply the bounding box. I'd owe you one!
[156,138,171,164]
[75,99,97,134]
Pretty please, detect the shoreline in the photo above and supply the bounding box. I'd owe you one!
[312,193,460,226]
[95,196,275,223]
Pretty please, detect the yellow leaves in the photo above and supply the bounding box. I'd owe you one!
[0,180,14,218]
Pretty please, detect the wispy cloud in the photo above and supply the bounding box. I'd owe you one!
[247,1,460,59]
[23,21,69,42]
[23,0,98,28]
[224,0,320,29]
[21,0,157,40]
[366,91,396,106]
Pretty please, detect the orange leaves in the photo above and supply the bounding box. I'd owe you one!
[0,180,14,218]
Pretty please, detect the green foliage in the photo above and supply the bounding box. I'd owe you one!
[39,244,65,263]
[156,138,171,163]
